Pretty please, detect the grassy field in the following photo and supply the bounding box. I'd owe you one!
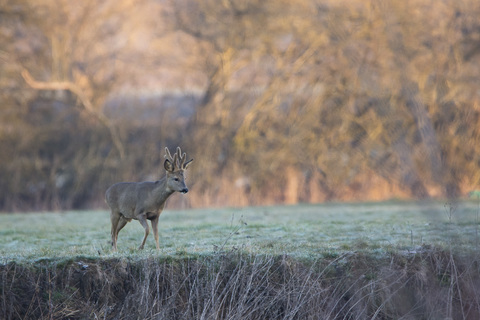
[2,201,480,319]
[1,200,479,263]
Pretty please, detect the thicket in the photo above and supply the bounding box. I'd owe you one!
[1,0,480,210]
[1,250,479,319]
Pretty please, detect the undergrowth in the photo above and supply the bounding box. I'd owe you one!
[1,249,480,320]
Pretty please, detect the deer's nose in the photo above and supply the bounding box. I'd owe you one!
[181,188,189,194]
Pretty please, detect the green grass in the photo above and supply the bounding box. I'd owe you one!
[1,200,479,263]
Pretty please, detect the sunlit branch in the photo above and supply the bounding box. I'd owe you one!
[21,69,125,159]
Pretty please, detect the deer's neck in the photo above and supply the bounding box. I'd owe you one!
[153,177,174,203]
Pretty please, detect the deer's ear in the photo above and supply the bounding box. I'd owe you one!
[164,159,174,172]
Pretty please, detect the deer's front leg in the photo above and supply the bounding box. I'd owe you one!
[137,213,150,250]
[151,215,160,250]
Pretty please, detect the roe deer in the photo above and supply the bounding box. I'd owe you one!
[105,147,193,250]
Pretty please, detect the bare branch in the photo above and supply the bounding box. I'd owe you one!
[21,69,125,159]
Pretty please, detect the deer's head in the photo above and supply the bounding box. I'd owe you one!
[164,147,193,194]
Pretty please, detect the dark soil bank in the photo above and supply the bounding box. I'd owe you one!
[1,249,480,319]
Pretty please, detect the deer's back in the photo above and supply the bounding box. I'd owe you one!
[105,182,141,213]
[106,182,134,211]
[106,181,159,216]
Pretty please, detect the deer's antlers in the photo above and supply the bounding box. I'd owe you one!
[165,147,193,170]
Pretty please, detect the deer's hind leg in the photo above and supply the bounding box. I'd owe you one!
[116,216,129,233]
[110,210,121,251]
[115,216,129,245]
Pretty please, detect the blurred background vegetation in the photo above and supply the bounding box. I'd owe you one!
[1,0,479,211]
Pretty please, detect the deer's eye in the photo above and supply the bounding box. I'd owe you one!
[174,178,179,182]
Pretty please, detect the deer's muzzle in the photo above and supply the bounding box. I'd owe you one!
[181,188,189,194]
